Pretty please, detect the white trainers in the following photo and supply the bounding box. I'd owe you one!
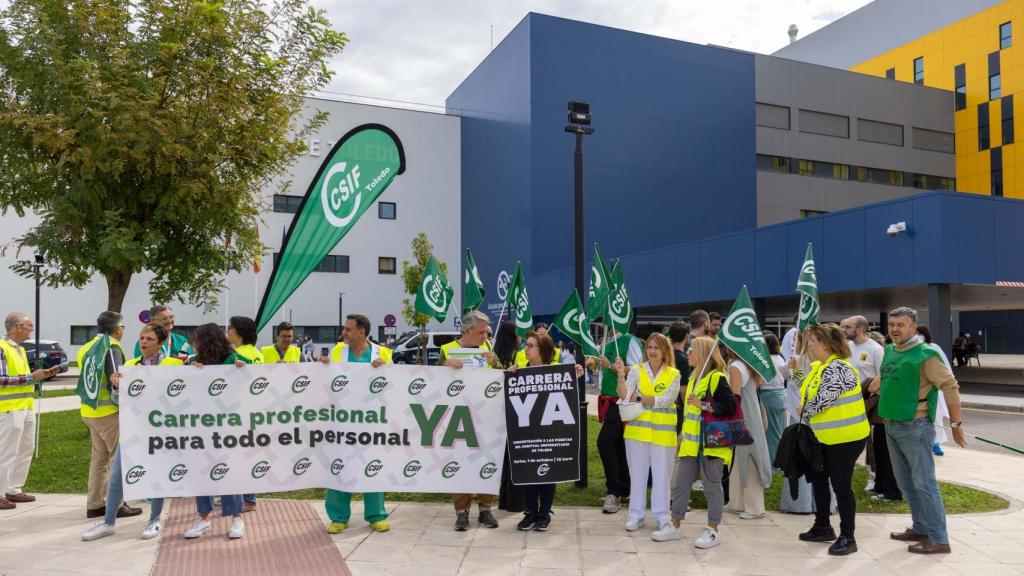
[81,522,115,541]
[651,522,682,542]
[624,518,645,531]
[228,516,246,539]
[141,520,161,540]
[739,512,767,520]
[184,518,212,539]
[692,480,704,492]
[694,527,720,549]
[601,494,621,514]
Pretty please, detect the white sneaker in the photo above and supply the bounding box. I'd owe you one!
[694,527,720,549]
[652,522,682,542]
[184,518,212,539]
[865,479,875,492]
[228,516,246,539]
[739,512,767,520]
[81,522,115,541]
[141,520,161,540]
[692,480,704,492]
[624,518,645,531]
[601,494,621,514]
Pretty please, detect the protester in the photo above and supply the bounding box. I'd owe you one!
[881,307,966,554]
[0,313,59,510]
[515,323,560,366]
[227,316,264,364]
[595,328,643,514]
[708,312,722,337]
[262,321,301,363]
[509,331,584,531]
[689,310,710,339]
[916,326,952,456]
[133,305,192,359]
[302,336,315,362]
[653,336,736,548]
[780,329,815,514]
[440,310,499,531]
[616,333,680,534]
[722,347,771,520]
[492,321,525,513]
[81,323,184,541]
[793,323,870,556]
[868,331,887,347]
[667,322,690,435]
[761,331,789,465]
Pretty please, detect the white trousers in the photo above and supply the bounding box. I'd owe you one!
[0,409,36,495]
[625,438,675,525]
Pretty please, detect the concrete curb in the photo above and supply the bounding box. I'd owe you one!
[962,400,1024,414]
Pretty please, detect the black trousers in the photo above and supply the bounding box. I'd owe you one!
[499,447,525,512]
[597,402,630,497]
[871,423,903,499]
[808,437,867,538]
[524,484,556,518]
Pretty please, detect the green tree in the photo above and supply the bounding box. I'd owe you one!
[401,233,449,328]
[0,0,347,311]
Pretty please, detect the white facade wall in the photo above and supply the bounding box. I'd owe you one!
[0,99,462,357]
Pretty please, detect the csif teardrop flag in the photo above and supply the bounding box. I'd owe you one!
[415,254,454,323]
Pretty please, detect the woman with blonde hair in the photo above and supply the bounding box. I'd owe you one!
[652,336,737,548]
[722,346,773,520]
[614,333,681,536]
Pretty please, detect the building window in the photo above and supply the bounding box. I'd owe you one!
[378,257,397,275]
[798,159,814,176]
[913,57,924,84]
[1003,95,1015,145]
[855,166,869,182]
[273,195,303,213]
[857,118,904,146]
[70,326,98,346]
[756,154,791,173]
[273,253,349,273]
[755,103,790,129]
[799,109,849,138]
[954,64,967,111]
[979,103,991,150]
[378,202,396,220]
[1001,21,1012,49]
[990,74,1001,100]
[991,147,1003,197]
[885,67,895,80]
[800,210,827,218]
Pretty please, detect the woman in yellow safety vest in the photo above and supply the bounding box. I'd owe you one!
[793,323,870,557]
[614,333,680,535]
[653,336,739,549]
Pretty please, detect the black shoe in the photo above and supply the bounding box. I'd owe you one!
[828,535,858,556]
[517,513,537,531]
[86,507,105,519]
[799,525,837,542]
[533,516,551,532]
[116,503,142,518]
[454,510,470,531]
[478,509,499,529]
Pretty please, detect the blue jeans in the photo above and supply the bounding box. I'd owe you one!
[886,418,948,544]
[104,448,164,525]
[196,494,243,517]
[243,494,256,505]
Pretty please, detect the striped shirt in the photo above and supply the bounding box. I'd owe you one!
[0,339,31,387]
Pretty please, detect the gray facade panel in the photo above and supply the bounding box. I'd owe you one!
[756,172,924,226]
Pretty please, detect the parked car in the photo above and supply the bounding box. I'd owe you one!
[23,340,69,376]
[391,332,461,365]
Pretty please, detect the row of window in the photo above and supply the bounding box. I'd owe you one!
[273,196,397,219]
[978,96,1015,150]
[756,154,956,190]
[899,21,1012,89]
[271,252,396,275]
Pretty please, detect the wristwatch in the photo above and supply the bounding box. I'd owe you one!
[950,421,963,429]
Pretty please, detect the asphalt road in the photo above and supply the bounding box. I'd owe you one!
[956,408,1024,457]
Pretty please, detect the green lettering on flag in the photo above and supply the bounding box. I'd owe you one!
[415,255,454,323]
[76,335,110,410]
[719,285,777,383]
[553,289,599,356]
[463,249,485,314]
[607,259,633,334]
[256,124,405,331]
[587,244,609,321]
[796,243,820,331]
[507,261,532,337]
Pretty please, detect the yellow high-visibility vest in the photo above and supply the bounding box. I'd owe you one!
[234,344,264,364]
[261,344,301,363]
[623,364,680,447]
[0,339,33,413]
[677,370,732,464]
[514,347,561,368]
[124,356,185,367]
[801,356,870,445]
[330,342,393,364]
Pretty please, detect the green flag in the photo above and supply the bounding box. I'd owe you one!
[719,285,777,383]
[415,255,454,323]
[587,244,610,321]
[257,124,405,331]
[463,249,485,314]
[553,289,599,356]
[507,261,532,337]
[76,335,110,410]
[607,259,633,334]
[796,243,820,331]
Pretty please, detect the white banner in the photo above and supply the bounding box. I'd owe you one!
[118,363,506,499]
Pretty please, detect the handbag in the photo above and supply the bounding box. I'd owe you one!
[618,401,644,422]
[701,393,754,448]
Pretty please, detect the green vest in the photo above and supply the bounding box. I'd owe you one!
[879,341,940,422]
[77,335,125,419]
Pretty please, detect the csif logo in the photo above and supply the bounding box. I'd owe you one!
[81,355,100,399]
[653,382,667,394]
[608,285,631,326]
[125,465,146,485]
[484,381,502,399]
[126,379,146,398]
[249,377,270,395]
[446,380,465,397]
[209,463,230,481]
[208,378,228,397]
[330,458,345,475]
[441,461,461,479]
[479,462,498,480]
[331,375,349,393]
[166,379,186,398]
[321,161,364,228]
[168,464,189,482]
[403,460,422,478]
[420,273,450,315]
[292,375,311,394]
[251,461,271,479]
[537,463,551,477]
[293,457,312,476]
[364,459,384,477]
[369,376,388,394]
[722,307,766,345]
[407,378,427,395]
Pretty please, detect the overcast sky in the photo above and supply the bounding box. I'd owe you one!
[310,0,872,109]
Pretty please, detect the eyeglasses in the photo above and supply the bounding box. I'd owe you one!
[524,342,537,348]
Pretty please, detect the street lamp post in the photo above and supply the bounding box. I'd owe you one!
[565,101,593,489]
[33,254,43,373]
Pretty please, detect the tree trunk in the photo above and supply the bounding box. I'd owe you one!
[105,271,133,313]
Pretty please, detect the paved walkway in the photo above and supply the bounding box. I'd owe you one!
[1,446,1022,575]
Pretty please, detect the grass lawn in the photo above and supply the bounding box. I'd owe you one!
[26,409,1009,514]
[39,388,76,398]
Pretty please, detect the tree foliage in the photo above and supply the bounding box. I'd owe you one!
[0,0,347,311]
[401,232,449,329]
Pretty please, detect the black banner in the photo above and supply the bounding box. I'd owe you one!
[504,364,581,485]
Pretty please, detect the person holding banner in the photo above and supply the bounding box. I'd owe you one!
[615,333,680,534]
[133,305,192,359]
[262,321,301,363]
[656,336,737,547]
[793,324,870,556]
[82,323,184,542]
[228,316,264,365]
[514,324,559,367]
[508,331,585,532]
[722,348,772,520]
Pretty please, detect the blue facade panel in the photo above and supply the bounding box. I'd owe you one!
[755,227,790,296]
[864,199,915,289]
[821,211,866,291]
[955,195,996,284]
[724,233,757,297]
[994,199,1024,282]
